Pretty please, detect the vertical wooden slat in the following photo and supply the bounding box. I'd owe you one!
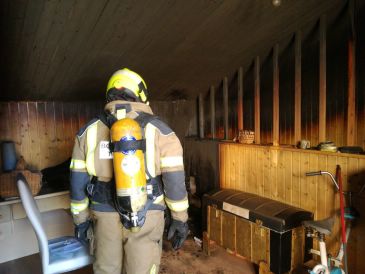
[36,102,47,170]
[236,217,251,259]
[210,86,216,139]
[319,15,327,142]
[270,149,278,199]
[347,39,356,145]
[263,148,271,198]
[273,44,280,146]
[19,102,31,164]
[308,154,319,217]
[45,101,57,166]
[300,153,310,210]
[222,212,236,252]
[284,150,293,204]
[223,77,229,140]
[294,31,302,145]
[237,67,244,131]
[277,150,286,202]
[27,102,40,169]
[317,155,328,220]
[257,148,264,196]
[9,103,21,156]
[199,93,205,139]
[254,56,261,144]
[292,151,301,207]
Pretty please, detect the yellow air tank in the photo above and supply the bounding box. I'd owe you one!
[111,118,147,232]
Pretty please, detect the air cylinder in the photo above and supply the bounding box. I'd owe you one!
[111,118,147,231]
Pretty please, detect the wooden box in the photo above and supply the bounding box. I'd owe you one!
[0,170,42,198]
[203,189,313,274]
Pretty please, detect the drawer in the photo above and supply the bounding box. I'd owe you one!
[0,205,11,223]
[0,222,12,240]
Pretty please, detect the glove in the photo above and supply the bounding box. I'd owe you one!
[75,220,90,246]
[167,219,189,250]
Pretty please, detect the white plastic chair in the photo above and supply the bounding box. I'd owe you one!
[16,173,93,274]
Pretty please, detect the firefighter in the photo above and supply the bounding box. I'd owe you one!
[69,68,189,274]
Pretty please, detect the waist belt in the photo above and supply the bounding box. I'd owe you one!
[86,178,114,204]
[87,176,164,205]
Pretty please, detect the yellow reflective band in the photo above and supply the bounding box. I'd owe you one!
[86,122,98,176]
[70,198,89,214]
[70,159,87,170]
[153,194,164,204]
[165,197,189,212]
[160,156,183,168]
[139,90,147,102]
[120,68,147,89]
[145,124,156,177]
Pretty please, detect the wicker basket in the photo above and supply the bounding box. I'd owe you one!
[238,130,255,144]
[0,170,42,198]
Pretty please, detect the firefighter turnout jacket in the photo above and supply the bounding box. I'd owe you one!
[70,100,188,225]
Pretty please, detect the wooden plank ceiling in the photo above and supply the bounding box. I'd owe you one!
[0,0,346,101]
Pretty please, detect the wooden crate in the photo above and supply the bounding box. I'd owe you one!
[0,170,42,198]
[203,189,313,274]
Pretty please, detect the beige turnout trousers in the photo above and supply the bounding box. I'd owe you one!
[91,210,165,274]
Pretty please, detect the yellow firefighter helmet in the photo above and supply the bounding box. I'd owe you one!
[106,68,148,103]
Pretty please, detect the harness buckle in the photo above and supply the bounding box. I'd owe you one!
[86,183,94,196]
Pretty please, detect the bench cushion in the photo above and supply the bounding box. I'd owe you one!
[203,189,313,232]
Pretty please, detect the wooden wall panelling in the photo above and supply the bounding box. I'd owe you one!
[9,103,21,159]
[270,149,278,200]
[284,150,293,204]
[58,101,71,161]
[36,102,48,170]
[292,150,301,207]
[19,102,31,168]
[308,153,319,218]
[63,102,77,154]
[0,103,10,169]
[219,144,226,188]
[277,149,286,202]
[257,146,264,197]
[27,102,40,169]
[0,101,103,171]
[45,101,58,166]
[316,154,328,220]
[237,145,245,192]
[299,152,310,212]
[263,147,271,198]
[231,145,238,190]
